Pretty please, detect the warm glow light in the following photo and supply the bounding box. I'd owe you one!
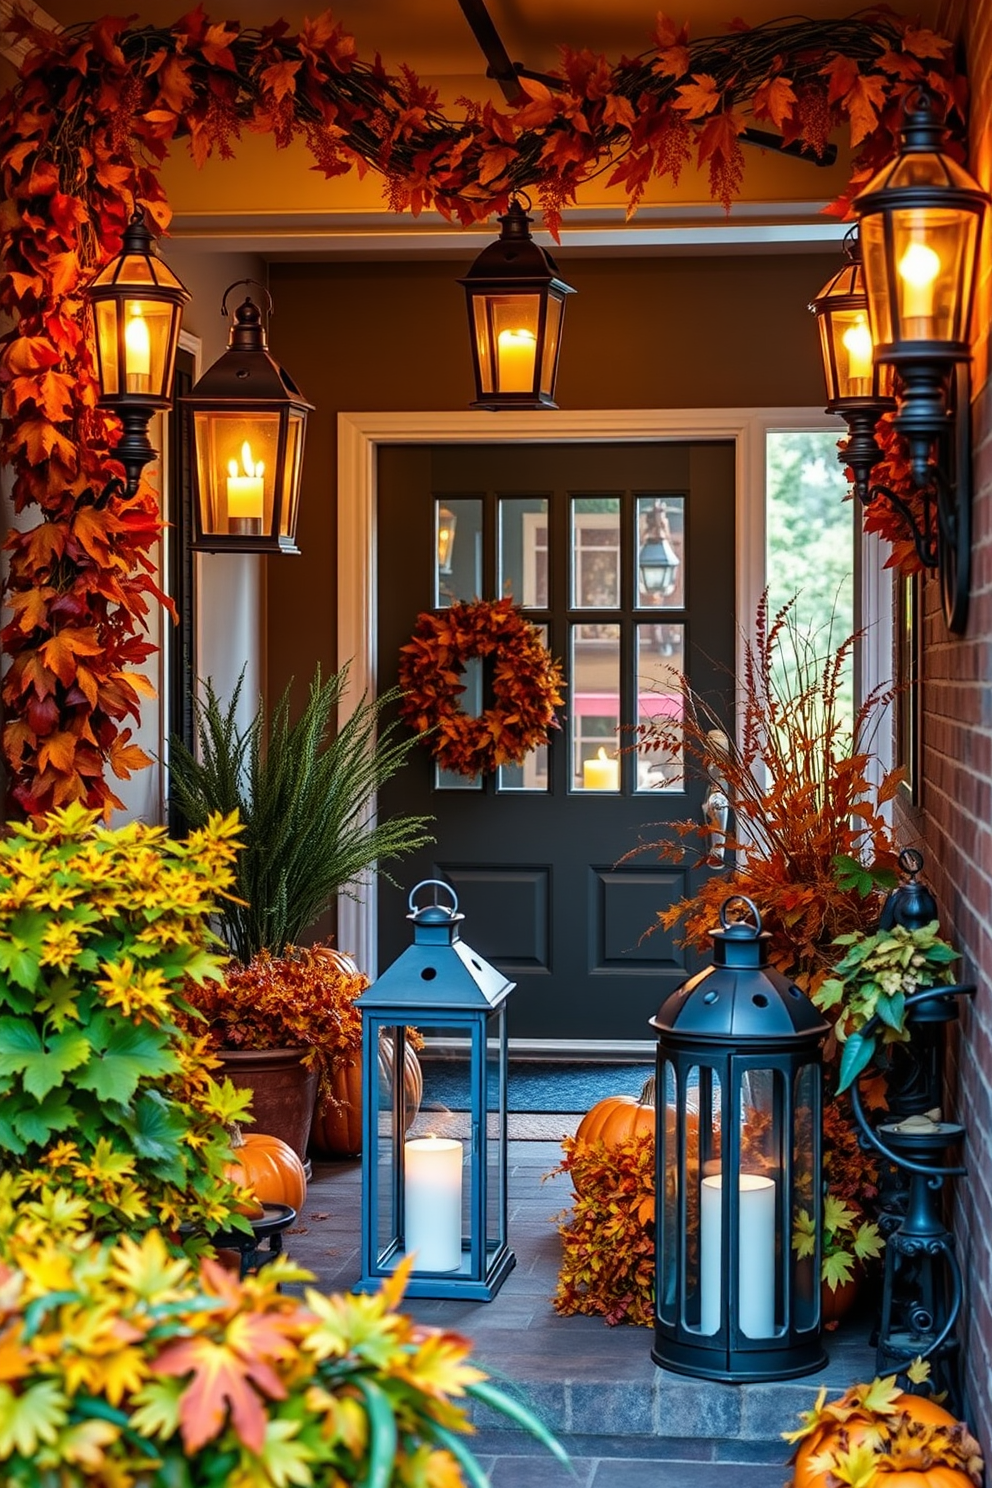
[841,315,874,391]
[496,327,537,393]
[582,746,619,792]
[124,305,151,390]
[226,440,265,520]
[898,240,941,330]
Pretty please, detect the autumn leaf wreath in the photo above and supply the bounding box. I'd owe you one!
[398,598,566,777]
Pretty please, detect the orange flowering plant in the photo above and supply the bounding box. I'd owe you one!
[398,598,566,778]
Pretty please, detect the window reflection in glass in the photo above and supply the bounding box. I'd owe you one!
[498,624,550,792]
[636,495,684,608]
[571,497,620,609]
[435,497,482,607]
[499,497,549,608]
[636,623,683,792]
[435,655,483,790]
[571,622,620,791]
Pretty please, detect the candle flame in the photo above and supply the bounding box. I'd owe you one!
[124,305,150,363]
[842,316,873,361]
[497,328,537,349]
[899,241,940,288]
[231,441,265,480]
[597,747,609,762]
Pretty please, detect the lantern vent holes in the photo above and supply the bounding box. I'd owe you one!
[703,991,719,1004]
[236,368,249,378]
[752,993,770,1008]
[420,967,438,981]
[788,985,801,998]
[470,958,482,971]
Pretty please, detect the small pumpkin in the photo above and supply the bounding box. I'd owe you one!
[576,1076,656,1147]
[310,1037,423,1159]
[792,1388,980,1488]
[227,1128,307,1214]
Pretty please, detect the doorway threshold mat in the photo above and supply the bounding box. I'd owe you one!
[419,1060,654,1115]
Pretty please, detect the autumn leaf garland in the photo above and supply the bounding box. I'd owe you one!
[0,6,967,816]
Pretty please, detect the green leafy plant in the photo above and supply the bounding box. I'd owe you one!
[167,665,433,963]
[815,922,961,1091]
[0,1228,567,1487]
[793,1193,884,1293]
[0,802,252,1240]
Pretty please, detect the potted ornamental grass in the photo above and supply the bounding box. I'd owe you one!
[168,665,433,1159]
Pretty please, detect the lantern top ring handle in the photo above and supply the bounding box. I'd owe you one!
[719,894,762,934]
[221,279,273,320]
[408,879,460,916]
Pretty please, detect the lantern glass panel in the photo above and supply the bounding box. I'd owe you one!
[659,1059,678,1327]
[689,1064,722,1335]
[736,1069,782,1339]
[792,1063,819,1333]
[472,293,542,395]
[822,308,875,400]
[193,411,281,534]
[280,410,306,538]
[95,301,120,396]
[862,209,980,346]
[539,293,563,398]
[123,299,177,396]
[485,1014,507,1255]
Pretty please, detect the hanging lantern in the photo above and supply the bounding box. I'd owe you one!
[437,506,458,573]
[183,282,314,554]
[638,501,681,599]
[85,210,190,495]
[854,87,988,488]
[809,228,897,505]
[356,880,515,1301]
[650,896,829,1382]
[458,199,575,410]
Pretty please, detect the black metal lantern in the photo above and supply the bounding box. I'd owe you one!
[183,282,314,554]
[86,211,190,495]
[458,199,575,410]
[357,881,516,1300]
[853,87,989,632]
[638,500,681,599]
[437,506,457,574]
[809,228,897,505]
[650,896,830,1382]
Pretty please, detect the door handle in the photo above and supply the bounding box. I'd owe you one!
[702,729,731,868]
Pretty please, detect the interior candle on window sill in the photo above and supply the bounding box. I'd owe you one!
[583,747,620,791]
[404,1134,463,1272]
[699,1172,776,1338]
[226,440,266,521]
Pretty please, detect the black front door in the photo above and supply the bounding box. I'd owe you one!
[376,441,736,1044]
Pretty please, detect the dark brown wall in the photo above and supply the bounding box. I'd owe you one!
[265,251,836,703]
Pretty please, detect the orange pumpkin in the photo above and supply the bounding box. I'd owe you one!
[576,1077,656,1147]
[310,1037,423,1158]
[793,1393,973,1488]
[227,1130,307,1214]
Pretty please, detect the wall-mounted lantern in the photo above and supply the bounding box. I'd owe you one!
[650,896,829,1382]
[459,199,575,410]
[86,211,190,496]
[437,506,458,573]
[852,87,989,632]
[356,881,516,1300]
[183,282,313,554]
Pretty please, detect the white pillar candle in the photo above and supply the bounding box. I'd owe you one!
[699,1173,776,1338]
[497,328,537,392]
[841,316,874,397]
[898,239,941,338]
[583,747,619,791]
[404,1135,463,1272]
[226,441,266,520]
[124,305,151,393]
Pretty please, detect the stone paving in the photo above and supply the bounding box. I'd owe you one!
[284,1139,875,1486]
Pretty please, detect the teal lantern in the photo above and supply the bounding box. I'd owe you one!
[357,881,515,1300]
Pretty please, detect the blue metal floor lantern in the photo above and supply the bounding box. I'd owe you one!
[357,880,516,1300]
[650,896,830,1382]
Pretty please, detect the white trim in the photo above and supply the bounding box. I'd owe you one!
[861,529,896,816]
[337,406,839,978]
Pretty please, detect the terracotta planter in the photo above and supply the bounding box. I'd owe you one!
[219,1047,318,1164]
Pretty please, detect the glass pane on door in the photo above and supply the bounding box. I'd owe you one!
[499,497,549,607]
[636,495,685,608]
[571,622,620,791]
[571,497,620,608]
[435,497,482,607]
[636,623,684,792]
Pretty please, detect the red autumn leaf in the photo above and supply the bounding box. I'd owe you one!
[477,144,516,185]
[40,628,105,686]
[900,26,952,60]
[260,58,302,103]
[603,93,636,130]
[46,251,79,298]
[875,49,924,81]
[4,139,36,175]
[71,506,115,563]
[2,336,61,375]
[512,75,561,130]
[20,522,66,573]
[108,730,153,780]
[753,75,797,129]
[674,73,723,119]
[843,72,889,147]
[200,21,239,69]
[36,371,75,423]
[3,720,37,762]
[155,54,196,112]
[154,1316,290,1453]
[697,108,747,163]
[38,730,78,775]
[8,586,54,634]
[820,53,860,108]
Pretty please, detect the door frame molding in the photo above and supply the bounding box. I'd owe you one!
[336,406,873,980]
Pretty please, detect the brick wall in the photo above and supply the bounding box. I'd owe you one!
[899,0,992,1442]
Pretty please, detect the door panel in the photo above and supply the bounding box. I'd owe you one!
[376,441,736,1044]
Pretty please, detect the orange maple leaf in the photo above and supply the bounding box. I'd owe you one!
[753,75,797,129]
[512,76,561,130]
[1,336,62,376]
[38,730,78,775]
[72,506,115,564]
[820,53,860,108]
[900,26,952,60]
[844,72,889,148]
[261,58,302,103]
[108,731,153,780]
[40,628,105,686]
[155,54,196,112]
[697,108,746,163]
[477,144,516,185]
[200,21,239,69]
[21,523,66,572]
[674,73,723,119]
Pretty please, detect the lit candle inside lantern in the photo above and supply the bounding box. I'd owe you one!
[405,1134,463,1272]
[124,304,151,393]
[583,746,619,791]
[497,328,537,393]
[699,1172,776,1338]
[842,315,874,396]
[226,441,265,521]
[898,239,941,338]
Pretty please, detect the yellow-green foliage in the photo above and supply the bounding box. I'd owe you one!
[0,1229,563,1487]
[0,803,252,1239]
[551,1134,656,1327]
